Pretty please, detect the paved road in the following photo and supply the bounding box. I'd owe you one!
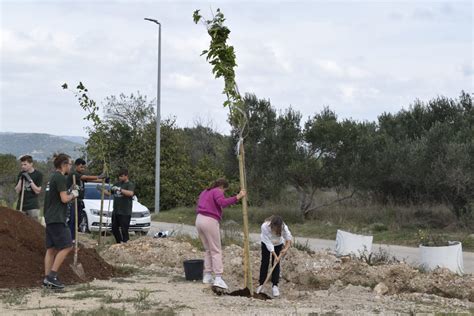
[149,221,474,274]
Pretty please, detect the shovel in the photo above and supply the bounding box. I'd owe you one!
[257,254,283,293]
[70,174,86,280]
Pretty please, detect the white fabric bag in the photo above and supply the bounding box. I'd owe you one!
[335,229,373,257]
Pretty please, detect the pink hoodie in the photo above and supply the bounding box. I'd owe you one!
[196,188,238,221]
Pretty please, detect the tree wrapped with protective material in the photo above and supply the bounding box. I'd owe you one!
[193,8,253,293]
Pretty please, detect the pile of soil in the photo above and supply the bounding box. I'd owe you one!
[0,206,116,288]
[227,287,271,300]
[283,250,474,302]
[101,236,474,302]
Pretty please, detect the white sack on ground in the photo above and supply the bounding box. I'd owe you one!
[419,241,464,275]
[335,229,373,257]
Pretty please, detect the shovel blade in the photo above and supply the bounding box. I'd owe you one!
[70,263,86,280]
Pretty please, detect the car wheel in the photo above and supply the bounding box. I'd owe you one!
[79,212,90,233]
[138,231,148,236]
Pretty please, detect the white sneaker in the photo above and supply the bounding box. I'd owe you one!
[213,276,228,289]
[272,285,280,297]
[202,273,214,284]
[256,285,263,294]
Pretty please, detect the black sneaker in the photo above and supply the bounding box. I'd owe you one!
[44,276,65,289]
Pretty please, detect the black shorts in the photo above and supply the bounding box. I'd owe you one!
[45,223,73,250]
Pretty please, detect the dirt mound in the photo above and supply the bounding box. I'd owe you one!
[102,236,474,302]
[0,206,116,288]
[101,237,198,268]
[282,248,474,302]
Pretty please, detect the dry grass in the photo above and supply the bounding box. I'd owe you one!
[152,190,474,250]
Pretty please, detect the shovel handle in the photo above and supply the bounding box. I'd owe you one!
[261,254,282,288]
[73,175,79,264]
[19,180,26,212]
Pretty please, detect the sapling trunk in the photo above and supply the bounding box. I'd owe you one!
[238,141,252,293]
[98,178,106,245]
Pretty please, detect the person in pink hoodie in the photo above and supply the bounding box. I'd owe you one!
[195,178,246,289]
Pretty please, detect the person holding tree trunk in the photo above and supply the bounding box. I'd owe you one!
[195,178,246,289]
[66,158,107,242]
[43,153,79,289]
[103,169,135,244]
[14,155,43,222]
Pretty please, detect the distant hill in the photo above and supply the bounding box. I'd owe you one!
[58,135,87,146]
[0,132,86,161]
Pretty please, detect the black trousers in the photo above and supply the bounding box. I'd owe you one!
[112,212,131,243]
[259,242,283,286]
[68,200,85,241]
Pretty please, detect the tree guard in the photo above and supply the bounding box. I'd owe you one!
[335,229,373,258]
[420,241,464,275]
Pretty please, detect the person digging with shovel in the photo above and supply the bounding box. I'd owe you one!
[256,215,292,297]
[14,155,43,222]
[43,153,79,289]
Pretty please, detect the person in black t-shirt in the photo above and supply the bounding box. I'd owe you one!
[103,169,135,244]
[66,158,106,241]
[43,153,79,289]
[14,155,43,222]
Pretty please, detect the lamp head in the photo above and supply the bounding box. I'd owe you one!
[144,18,160,25]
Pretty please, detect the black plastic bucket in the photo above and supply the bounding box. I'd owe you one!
[183,259,204,281]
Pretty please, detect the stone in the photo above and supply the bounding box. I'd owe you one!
[373,282,389,295]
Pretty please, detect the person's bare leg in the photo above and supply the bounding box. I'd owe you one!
[51,247,73,272]
[44,248,57,276]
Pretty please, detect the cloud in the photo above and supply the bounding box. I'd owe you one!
[1,28,77,58]
[0,1,471,137]
[267,42,293,73]
[167,73,204,90]
[166,33,209,62]
[338,84,380,102]
[316,59,344,77]
[462,63,474,77]
[388,11,404,21]
[440,2,455,16]
[315,59,371,80]
[412,7,434,20]
[339,84,357,101]
[0,29,33,53]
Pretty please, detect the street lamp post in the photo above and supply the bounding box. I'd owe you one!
[145,18,161,214]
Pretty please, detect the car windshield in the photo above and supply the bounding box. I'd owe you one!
[84,184,112,200]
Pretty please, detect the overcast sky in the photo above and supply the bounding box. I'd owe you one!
[1,0,472,137]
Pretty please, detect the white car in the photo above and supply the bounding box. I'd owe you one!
[79,183,151,235]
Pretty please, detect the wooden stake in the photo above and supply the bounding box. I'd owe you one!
[238,141,253,294]
[73,175,79,245]
[70,174,86,279]
[98,178,106,245]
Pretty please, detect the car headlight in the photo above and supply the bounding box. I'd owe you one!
[90,209,111,217]
[141,210,150,217]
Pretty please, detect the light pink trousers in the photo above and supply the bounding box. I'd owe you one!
[195,214,223,275]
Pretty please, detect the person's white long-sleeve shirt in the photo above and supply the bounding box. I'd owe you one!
[260,221,292,252]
